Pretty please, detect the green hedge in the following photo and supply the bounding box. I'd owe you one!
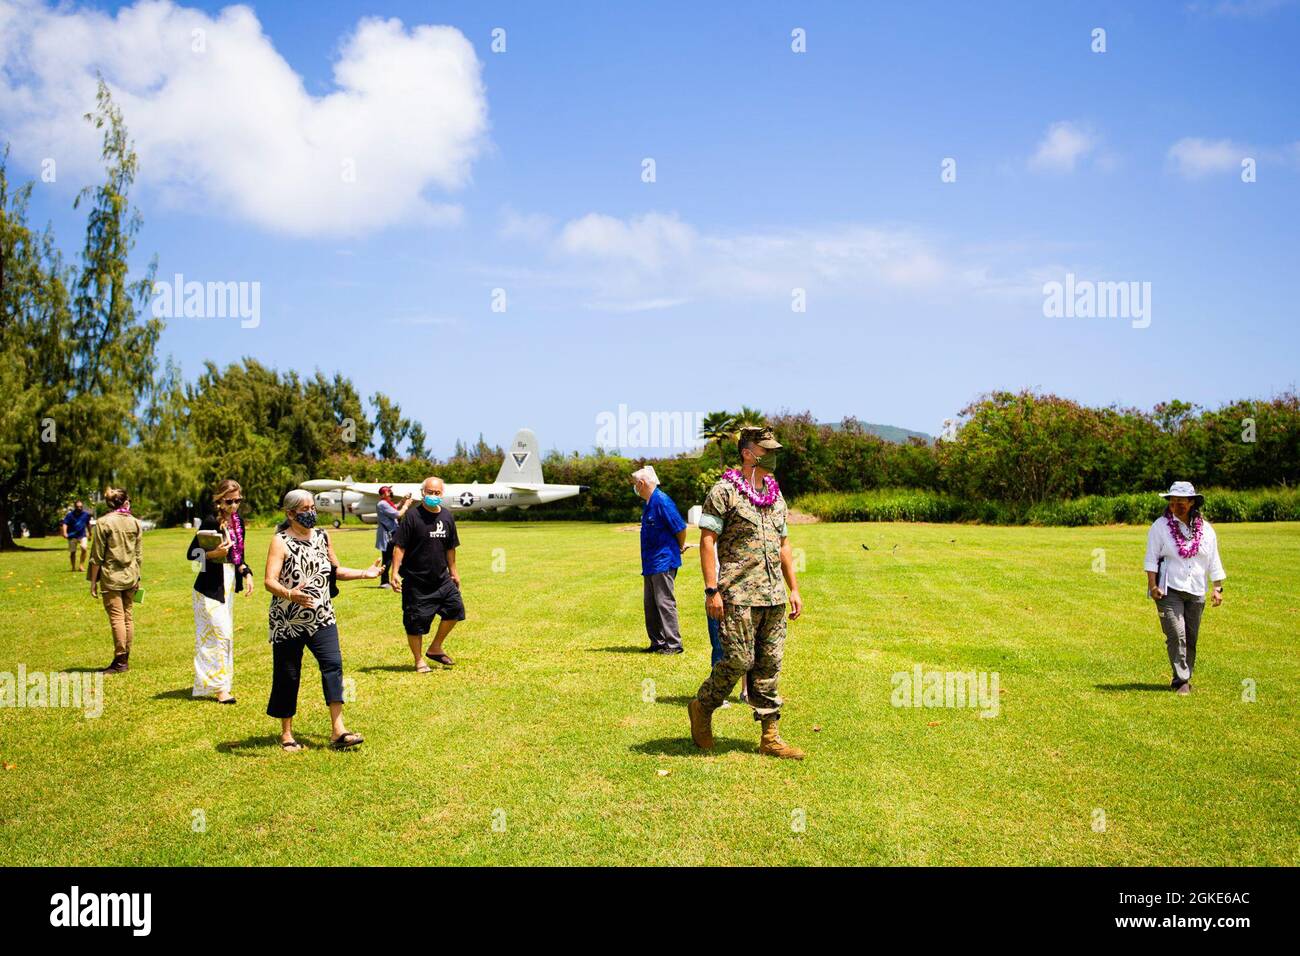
[794,487,1300,526]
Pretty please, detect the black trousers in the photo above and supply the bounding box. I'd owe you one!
[379,545,394,585]
[266,624,344,719]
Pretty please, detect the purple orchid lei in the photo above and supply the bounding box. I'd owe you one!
[1166,511,1203,558]
[723,468,780,507]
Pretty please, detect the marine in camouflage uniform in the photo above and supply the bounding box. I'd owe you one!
[688,427,804,759]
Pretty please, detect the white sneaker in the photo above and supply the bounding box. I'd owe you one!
[719,699,731,709]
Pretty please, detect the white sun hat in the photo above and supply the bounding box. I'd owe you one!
[1159,481,1204,505]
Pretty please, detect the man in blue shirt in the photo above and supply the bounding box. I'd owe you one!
[61,500,93,573]
[634,466,687,654]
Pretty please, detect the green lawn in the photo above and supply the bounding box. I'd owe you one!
[1,521,1296,865]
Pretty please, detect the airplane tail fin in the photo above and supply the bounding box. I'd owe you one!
[496,428,544,485]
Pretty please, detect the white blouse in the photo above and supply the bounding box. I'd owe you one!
[1143,516,1226,597]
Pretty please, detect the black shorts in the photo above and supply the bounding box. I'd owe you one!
[401,577,466,634]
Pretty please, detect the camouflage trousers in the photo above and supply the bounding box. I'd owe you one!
[696,603,786,720]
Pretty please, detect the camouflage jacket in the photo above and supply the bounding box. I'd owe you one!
[699,478,789,607]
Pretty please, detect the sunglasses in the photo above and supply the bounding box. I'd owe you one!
[222,498,243,505]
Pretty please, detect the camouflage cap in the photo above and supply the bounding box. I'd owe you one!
[739,426,782,450]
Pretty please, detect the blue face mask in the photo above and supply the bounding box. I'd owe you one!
[424,495,442,508]
[294,510,318,529]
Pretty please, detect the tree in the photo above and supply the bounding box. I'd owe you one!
[371,392,409,461]
[0,82,161,547]
[699,411,736,470]
[407,421,429,460]
[119,357,202,523]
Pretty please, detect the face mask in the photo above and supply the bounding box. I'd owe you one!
[294,510,318,529]
[424,495,442,508]
[753,451,779,472]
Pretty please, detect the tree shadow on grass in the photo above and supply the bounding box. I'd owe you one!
[1094,682,1171,692]
[631,736,754,757]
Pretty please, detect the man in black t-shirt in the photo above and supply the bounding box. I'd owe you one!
[391,477,466,671]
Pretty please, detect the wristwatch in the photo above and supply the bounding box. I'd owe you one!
[705,586,719,596]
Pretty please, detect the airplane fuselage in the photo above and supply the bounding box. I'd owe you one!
[303,481,582,522]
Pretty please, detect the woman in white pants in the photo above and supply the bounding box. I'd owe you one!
[189,479,254,703]
[1144,481,1226,695]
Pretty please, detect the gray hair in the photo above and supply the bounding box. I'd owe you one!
[631,465,659,486]
[283,488,314,512]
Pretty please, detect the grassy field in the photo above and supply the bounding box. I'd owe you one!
[1,520,1296,866]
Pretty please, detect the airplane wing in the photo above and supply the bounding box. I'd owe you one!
[340,483,386,496]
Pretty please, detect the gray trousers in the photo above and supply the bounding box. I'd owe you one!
[1156,588,1205,686]
[643,568,681,651]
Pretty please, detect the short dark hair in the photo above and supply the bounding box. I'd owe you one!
[737,435,755,458]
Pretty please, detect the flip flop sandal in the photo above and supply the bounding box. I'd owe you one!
[281,739,304,752]
[218,697,237,705]
[415,664,433,674]
[425,652,455,667]
[331,732,364,750]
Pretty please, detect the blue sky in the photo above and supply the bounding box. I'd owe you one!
[3,0,1298,457]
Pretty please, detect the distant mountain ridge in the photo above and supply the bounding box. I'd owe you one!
[820,420,933,444]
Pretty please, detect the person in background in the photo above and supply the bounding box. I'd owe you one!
[633,465,687,655]
[391,477,464,672]
[188,479,254,704]
[376,486,412,589]
[264,489,378,751]
[1144,481,1226,695]
[61,499,92,573]
[87,487,142,674]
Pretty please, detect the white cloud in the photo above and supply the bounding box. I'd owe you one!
[1167,137,1250,177]
[498,210,1042,313]
[0,0,489,237]
[1028,121,1097,173]
[557,212,696,271]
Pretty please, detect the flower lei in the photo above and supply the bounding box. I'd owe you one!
[1166,511,1202,558]
[228,512,245,567]
[723,468,780,507]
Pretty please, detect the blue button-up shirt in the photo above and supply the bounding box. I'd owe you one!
[640,487,687,575]
[63,508,92,539]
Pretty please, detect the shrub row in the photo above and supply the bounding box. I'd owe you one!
[794,487,1300,526]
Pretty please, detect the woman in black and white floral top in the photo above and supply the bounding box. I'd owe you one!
[263,489,380,752]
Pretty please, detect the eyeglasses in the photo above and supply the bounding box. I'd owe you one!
[223,498,243,505]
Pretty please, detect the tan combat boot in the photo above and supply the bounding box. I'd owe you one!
[759,716,804,760]
[688,698,714,750]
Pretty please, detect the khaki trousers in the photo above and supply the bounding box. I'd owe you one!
[102,589,136,656]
